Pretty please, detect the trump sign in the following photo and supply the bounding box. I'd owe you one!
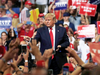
[0,17,12,29]
[79,3,97,16]
[54,0,68,10]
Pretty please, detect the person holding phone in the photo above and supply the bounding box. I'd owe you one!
[19,1,32,23]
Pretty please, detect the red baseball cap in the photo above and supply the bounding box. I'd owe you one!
[74,31,78,35]
[25,1,32,5]
[64,63,74,72]
[38,13,44,17]
[13,14,19,18]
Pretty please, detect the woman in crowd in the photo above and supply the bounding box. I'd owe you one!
[1,32,7,46]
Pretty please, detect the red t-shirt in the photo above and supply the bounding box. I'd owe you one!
[18,26,35,42]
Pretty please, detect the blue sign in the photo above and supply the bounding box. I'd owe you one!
[54,0,68,10]
[0,17,12,29]
[90,0,100,5]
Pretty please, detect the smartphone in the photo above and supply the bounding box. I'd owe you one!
[21,44,27,54]
[48,69,53,75]
[89,53,93,63]
[63,66,69,75]
[26,10,30,18]
[52,51,56,55]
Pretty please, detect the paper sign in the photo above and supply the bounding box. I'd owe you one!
[68,0,72,7]
[97,21,100,34]
[89,43,100,63]
[72,0,88,7]
[54,0,68,10]
[77,25,95,38]
[79,3,97,16]
[0,17,12,29]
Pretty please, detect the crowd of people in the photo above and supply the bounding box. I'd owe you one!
[0,0,100,75]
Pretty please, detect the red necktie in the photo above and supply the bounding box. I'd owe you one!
[49,28,54,59]
[50,28,54,47]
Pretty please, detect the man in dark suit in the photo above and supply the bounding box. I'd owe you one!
[34,13,70,75]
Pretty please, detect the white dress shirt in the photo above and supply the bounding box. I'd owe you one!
[48,25,55,50]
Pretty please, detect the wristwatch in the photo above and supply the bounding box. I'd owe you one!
[80,65,85,71]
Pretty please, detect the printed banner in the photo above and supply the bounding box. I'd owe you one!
[54,0,68,10]
[77,25,95,38]
[89,43,100,63]
[0,17,12,29]
[97,21,100,34]
[72,0,88,7]
[90,0,100,5]
[79,3,97,16]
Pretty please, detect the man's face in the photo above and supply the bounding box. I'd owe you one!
[26,4,32,9]
[24,25,31,32]
[63,16,69,21]
[45,17,55,28]
[7,1,13,8]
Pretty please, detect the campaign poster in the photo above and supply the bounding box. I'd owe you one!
[79,3,97,16]
[89,43,100,63]
[77,25,95,38]
[54,0,68,10]
[0,17,12,29]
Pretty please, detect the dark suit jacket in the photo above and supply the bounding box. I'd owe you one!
[69,22,76,32]
[34,25,70,68]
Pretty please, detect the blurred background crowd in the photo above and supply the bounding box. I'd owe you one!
[0,0,100,75]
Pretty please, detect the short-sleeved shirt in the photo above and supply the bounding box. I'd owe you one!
[6,8,20,14]
[18,26,34,42]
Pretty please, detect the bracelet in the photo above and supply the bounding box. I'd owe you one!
[24,66,28,67]
[25,60,28,62]
[1,58,6,63]
[75,64,78,67]
[80,65,85,71]
[0,71,4,74]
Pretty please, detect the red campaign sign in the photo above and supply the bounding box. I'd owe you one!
[77,25,95,38]
[89,43,100,63]
[79,3,97,16]
[72,0,88,7]
[55,10,60,20]
[97,21,100,34]
[68,0,72,7]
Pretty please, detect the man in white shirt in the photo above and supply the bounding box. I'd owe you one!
[19,1,32,23]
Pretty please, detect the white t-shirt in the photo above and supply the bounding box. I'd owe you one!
[69,37,75,44]
[36,0,47,5]
[78,41,90,63]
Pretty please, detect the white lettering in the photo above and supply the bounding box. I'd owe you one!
[92,49,96,53]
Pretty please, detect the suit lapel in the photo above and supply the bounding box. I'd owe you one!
[55,26,59,49]
[44,26,52,47]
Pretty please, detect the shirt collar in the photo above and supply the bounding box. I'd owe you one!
[48,24,55,30]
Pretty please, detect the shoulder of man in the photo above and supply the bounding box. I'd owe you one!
[37,26,47,31]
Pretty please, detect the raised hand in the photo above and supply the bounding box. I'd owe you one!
[23,49,29,60]
[3,38,20,62]
[42,48,53,61]
[29,39,42,61]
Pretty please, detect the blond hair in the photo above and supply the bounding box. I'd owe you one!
[45,13,56,22]
[12,18,19,28]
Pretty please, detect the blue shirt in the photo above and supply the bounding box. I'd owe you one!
[69,15,81,30]
[6,8,20,14]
